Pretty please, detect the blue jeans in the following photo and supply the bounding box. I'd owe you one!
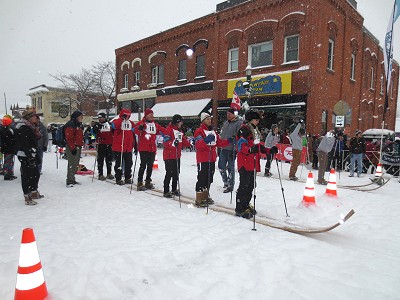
[350,153,363,176]
[218,149,236,188]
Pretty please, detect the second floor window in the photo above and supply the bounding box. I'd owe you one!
[370,67,375,90]
[152,65,164,84]
[380,75,384,94]
[284,35,299,63]
[178,59,187,80]
[327,39,335,70]
[134,71,140,84]
[228,48,239,72]
[249,41,273,68]
[350,54,356,80]
[37,96,42,109]
[196,55,205,77]
[124,74,129,88]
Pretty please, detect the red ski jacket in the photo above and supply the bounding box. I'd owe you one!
[236,123,264,172]
[134,118,166,153]
[194,123,229,163]
[162,123,191,160]
[111,110,136,153]
[93,121,113,145]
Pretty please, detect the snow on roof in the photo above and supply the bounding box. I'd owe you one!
[151,98,211,118]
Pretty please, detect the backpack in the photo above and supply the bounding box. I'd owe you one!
[53,125,66,147]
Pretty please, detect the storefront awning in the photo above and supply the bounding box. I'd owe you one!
[217,102,306,111]
[152,98,211,119]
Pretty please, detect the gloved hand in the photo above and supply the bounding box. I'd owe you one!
[138,124,145,131]
[271,146,278,154]
[299,119,304,124]
[173,139,179,147]
[227,136,235,144]
[42,146,47,152]
[249,145,259,154]
[71,148,77,156]
[204,134,215,144]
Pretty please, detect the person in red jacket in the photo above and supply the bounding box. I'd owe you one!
[194,112,231,207]
[111,109,136,185]
[64,110,84,187]
[93,112,114,181]
[235,110,266,219]
[134,108,165,190]
[162,114,191,197]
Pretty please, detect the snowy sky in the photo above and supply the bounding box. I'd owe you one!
[0,0,399,115]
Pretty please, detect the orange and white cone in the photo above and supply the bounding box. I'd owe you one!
[302,171,316,206]
[325,168,338,197]
[15,228,48,300]
[153,153,159,170]
[374,163,383,178]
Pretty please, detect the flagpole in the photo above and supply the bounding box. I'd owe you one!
[3,92,7,115]
[383,0,397,123]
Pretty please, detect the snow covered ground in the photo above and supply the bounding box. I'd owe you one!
[1,148,400,299]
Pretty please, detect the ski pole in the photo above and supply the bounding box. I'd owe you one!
[119,123,125,170]
[252,149,257,231]
[275,156,289,217]
[91,143,98,183]
[206,146,212,215]
[175,145,181,208]
[230,138,236,205]
[130,136,139,194]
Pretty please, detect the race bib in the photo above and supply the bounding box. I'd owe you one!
[145,122,157,134]
[100,122,111,132]
[204,129,217,146]
[121,120,132,131]
[173,129,183,142]
[253,130,261,145]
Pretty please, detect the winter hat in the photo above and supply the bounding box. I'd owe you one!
[228,107,238,115]
[2,116,12,126]
[271,124,278,130]
[244,110,260,122]
[97,112,106,119]
[144,108,154,117]
[200,112,211,122]
[22,108,37,120]
[71,110,83,119]
[355,129,362,135]
[172,114,183,124]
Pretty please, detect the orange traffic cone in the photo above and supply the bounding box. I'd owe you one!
[371,163,384,185]
[325,168,338,197]
[374,163,383,178]
[302,171,316,206]
[153,153,159,169]
[15,228,48,300]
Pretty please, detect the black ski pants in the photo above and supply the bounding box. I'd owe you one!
[196,161,215,192]
[18,157,40,195]
[236,167,255,213]
[97,144,113,176]
[163,159,180,193]
[138,151,155,183]
[113,151,133,181]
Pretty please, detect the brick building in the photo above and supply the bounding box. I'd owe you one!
[115,0,399,135]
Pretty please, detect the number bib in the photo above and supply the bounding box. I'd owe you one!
[121,120,132,131]
[100,122,111,132]
[173,129,183,142]
[204,129,217,146]
[145,122,157,134]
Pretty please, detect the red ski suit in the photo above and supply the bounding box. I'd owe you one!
[236,123,263,172]
[194,123,229,163]
[134,118,166,153]
[111,110,136,152]
[162,123,191,160]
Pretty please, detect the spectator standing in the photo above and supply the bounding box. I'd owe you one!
[288,122,303,181]
[316,130,336,184]
[64,110,84,187]
[349,129,366,177]
[93,113,114,181]
[264,124,279,177]
[218,107,242,193]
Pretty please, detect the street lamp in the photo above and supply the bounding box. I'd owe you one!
[243,65,252,99]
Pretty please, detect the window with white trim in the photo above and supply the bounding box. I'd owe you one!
[152,65,164,84]
[327,39,335,70]
[124,74,129,88]
[370,67,374,90]
[380,75,384,94]
[134,71,140,84]
[178,59,187,80]
[284,35,299,63]
[249,41,273,67]
[228,48,239,72]
[37,96,42,109]
[196,55,205,77]
[350,54,356,80]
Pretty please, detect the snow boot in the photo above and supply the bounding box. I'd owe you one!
[98,175,106,181]
[106,174,115,180]
[264,171,272,177]
[30,190,44,200]
[171,190,180,196]
[145,181,155,190]
[195,191,207,207]
[235,208,253,219]
[223,186,233,193]
[24,194,37,206]
[125,178,133,184]
[137,181,146,191]
[163,192,174,198]
[116,180,125,185]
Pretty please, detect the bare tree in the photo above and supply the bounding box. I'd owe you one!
[92,61,116,101]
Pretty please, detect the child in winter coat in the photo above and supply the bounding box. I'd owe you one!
[194,112,231,207]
